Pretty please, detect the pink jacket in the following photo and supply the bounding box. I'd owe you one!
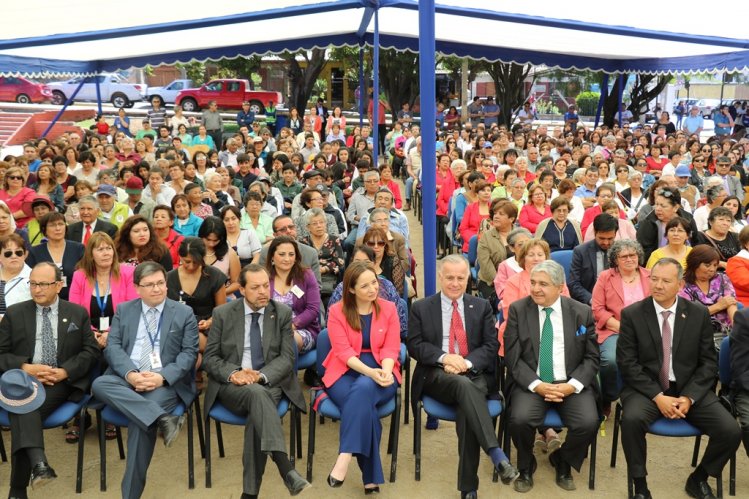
[459,201,490,252]
[583,218,637,242]
[497,269,569,356]
[494,258,522,304]
[68,265,138,322]
[518,204,551,234]
[591,267,651,345]
[322,299,402,388]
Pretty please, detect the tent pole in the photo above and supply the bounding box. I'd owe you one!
[358,45,364,127]
[594,74,609,129]
[95,74,103,116]
[419,0,437,296]
[41,78,86,139]
[372,8,380,166]
[617,74,624,127]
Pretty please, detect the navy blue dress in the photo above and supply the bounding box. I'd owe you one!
[325,314,398,485]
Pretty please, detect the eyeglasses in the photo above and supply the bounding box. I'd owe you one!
[366,240,386,248]
[717,163,730,167]
[275,224,296,233]
[7,175,23,180]
[693,159,705,163]
[3,249,24,258]
[617,253,639,260]
[137,280,167,291]
[28,280,59,289]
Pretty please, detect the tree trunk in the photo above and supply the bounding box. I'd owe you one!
[377,49,421,126]
[483,62,534,127]
[602,74,670,127]
[284,49,327,112]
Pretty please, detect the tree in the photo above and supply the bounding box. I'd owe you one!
[377,49,421,122]
[215,56,262,87]
[602,74,670,126]
[481,62,534,126]
[176,62,207,84]
[283,49,328,112]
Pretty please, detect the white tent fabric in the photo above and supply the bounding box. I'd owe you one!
[1,0,748,77]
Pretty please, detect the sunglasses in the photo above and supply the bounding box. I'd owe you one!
[366,241,386,248]
[7,175,23,180]
[3,249,24,258]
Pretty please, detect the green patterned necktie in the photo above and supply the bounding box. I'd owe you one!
[539,307,554,382]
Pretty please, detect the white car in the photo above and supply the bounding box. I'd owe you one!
[146,79,195,105]
[48,74,146,108]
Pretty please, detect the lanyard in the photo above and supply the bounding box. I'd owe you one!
[94,276,111,314]
[141,309,163,348]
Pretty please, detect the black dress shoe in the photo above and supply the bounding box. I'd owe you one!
[364,485,380,495]
[283,469,311,496]
[513,471,533,493]
[157,414,184,448]
[30,461,57,489]
[327,473,344,488]
[685,474,716,499]
[496,460,519,484]
[303,368,322,387]
[549,449,575,491]
[460,491,477,499]
[632,492,652,499]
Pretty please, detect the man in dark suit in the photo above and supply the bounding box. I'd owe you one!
[0,262,100,497]
[91,262,198,499]
[618,257,741,499]
[504,260,600,492]
[568,213,617,305]
[730,308,749,454]
[65,195,118,245]
[408,255,517,499]
[203,264,310,499]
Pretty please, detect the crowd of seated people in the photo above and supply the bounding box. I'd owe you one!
[2,96,749,499]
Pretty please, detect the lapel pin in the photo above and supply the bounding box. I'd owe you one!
[62,318,68,323]
[469,304,474,309]
[681,313,686,319]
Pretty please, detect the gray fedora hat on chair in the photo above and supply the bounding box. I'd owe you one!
[0,369,46,414]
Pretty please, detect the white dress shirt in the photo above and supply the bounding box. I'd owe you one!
[33,299,59,364]
[129,300,166,369]
[652,297,678,383]
[438,293,473,369]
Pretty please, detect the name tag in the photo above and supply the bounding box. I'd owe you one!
[99,317,110,331]
[150,351,163,370]
[291,285,304,299]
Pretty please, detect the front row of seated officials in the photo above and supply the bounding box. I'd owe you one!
[0,256,744,498]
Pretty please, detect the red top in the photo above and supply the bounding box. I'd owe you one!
[459,201,490,252]
[436,169,457,217]
[518,203,551,234]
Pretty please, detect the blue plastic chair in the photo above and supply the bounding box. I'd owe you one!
[306,329,401,483]
[414,395,503,483]
[718,336,737,496]
[96,399,194,491]
[550,249,574,283]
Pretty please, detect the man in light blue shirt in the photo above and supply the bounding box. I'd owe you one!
[682,106,704,136]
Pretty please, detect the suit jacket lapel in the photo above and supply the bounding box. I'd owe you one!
[643,298,663,365]
[611,272,625,304]
[56,301,69,358]
[262,302,276,360]
[462,295,475,346]
[672,298,688,356]
[234,300,246,362]
[527,298,541,362]
[159,300,175,349]
[561,299,576,369]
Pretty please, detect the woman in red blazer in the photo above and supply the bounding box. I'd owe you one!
[322,262,401,494]
[518,185,552,234]
[591,239,650,414]
[458,180,492,252]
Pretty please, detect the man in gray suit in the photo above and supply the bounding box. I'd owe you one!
[203,264,310,499]
[259,215,321,286]
[91,262,199,499]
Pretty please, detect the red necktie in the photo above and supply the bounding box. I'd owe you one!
[84,224,92,246]
[449,300,469,356]
[660,310,672,390]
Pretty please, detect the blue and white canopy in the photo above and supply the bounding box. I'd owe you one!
[1,0,747,77]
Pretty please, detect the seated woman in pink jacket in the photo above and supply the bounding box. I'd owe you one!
[458,180,492,252]
[518,185,552,234]
[591,239,649,417]
[323,262,401,494]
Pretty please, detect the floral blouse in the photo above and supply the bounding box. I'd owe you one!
[300,235,344,277]
[679,273,735,332]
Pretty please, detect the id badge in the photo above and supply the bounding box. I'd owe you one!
[99,317,110,331]
[149,352,163,370]
[291,285,304,298]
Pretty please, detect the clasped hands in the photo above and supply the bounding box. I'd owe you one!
[126,371,165,392]
[22,363,68,386]
[534,382,575,402]
[654,394,692,419]
[230,368,263,386]
[442,354,469,375]
[368,367,395,387]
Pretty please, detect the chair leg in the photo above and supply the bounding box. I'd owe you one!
[194,396,205,459]
[216,421,225,458]
[610,403,622,468]
[503,404,512,462]
[717,470,723,499]
[389,394,401,483]
[306,403,316,482]
[187,405,195,489]
[729,451,736,496]
[289,408,296,468]
[205,416,212,488]
[97,410,107,492]
[0,426,7,462]
[414,401,422,481]
[76,405,86,493]
[692,435,701,467]
[115,426,125,459]
[588,431,597,490]
[491,416,499,483]
[296,409,303,459]
[404,357,411,425]
[627,470,634,499]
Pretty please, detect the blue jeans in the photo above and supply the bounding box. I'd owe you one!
[405,177,416,202]
[599,334,620,404]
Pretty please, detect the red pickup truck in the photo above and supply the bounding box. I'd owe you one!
[175,79,283,114]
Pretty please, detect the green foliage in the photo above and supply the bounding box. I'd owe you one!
[575,91,600,116]
[534,99,559,115]
[176,62,207,84]
[310,78,328,103]
[215,56,263,85]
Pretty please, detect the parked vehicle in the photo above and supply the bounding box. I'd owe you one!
[175,79,282,113]
[0,76,53,104]
[696,98,722,119]
[47,74,147,108]
[146,79,195,105]
[673,98,699,114]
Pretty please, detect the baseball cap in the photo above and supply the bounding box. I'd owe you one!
[30,196,54,210]
[483,142,493,149]
[303,169,323,181]
[96,184,117,197]
[125,176,144,194]
[675,165,691,177]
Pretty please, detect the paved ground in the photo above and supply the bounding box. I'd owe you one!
[1,181,747,499]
